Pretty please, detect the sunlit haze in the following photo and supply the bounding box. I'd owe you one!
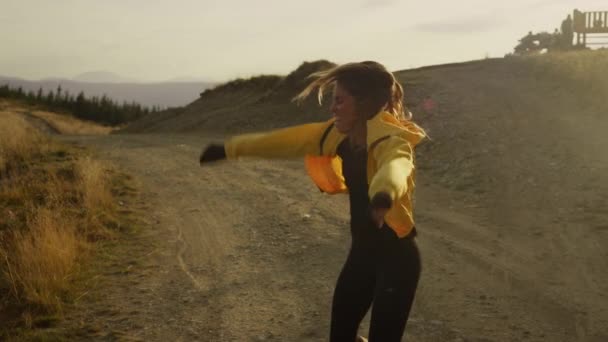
[1,0,606,82]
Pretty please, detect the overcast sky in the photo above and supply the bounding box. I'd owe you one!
[1,0,606,82]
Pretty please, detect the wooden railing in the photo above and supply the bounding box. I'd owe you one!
[574,10,608,33]
[573,10,608,46]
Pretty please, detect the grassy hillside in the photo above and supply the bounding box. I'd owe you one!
[121,60,337,134]
[402,50,608,196]
[122,51,608,135]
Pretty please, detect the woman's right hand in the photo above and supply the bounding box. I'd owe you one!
[199,143,226,165]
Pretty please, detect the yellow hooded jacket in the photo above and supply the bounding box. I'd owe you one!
[224,111,426,238]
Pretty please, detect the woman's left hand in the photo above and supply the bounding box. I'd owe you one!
[371,207,390,228]
[370,192,392,228]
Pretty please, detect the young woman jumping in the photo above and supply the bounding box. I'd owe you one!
[199,61,426,342]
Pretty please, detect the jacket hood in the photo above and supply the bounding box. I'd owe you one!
[366,111,426,148]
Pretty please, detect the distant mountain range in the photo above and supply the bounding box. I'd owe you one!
[0,73,216,108]
[71,71,138,83]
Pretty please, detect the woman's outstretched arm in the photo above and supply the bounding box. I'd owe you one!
[200,121,332,164]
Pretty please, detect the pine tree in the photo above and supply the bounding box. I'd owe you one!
[16,87,24,99]
[26,90,36,104]
[36,87,43,101]
[46,90,55,105]
[0,84,9,97]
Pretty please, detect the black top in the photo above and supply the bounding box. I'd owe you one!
[336,136,417,249]
[336,138,379,236]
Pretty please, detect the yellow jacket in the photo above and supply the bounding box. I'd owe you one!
[225,111,426,238]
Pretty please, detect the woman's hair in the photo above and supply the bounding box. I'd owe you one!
[293,61,411,122]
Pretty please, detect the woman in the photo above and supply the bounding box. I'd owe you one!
[199,61,426,341]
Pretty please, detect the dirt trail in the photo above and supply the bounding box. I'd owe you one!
[60,134,349,341]
[56,129,607,341]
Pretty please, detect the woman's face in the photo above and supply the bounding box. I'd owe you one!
[330,83,358,134]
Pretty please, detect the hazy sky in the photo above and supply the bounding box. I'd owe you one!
[1,0,606,82]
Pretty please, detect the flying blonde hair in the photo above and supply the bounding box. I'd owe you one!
[293,61,412,122]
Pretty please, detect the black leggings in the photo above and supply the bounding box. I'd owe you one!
[330,227,421,342]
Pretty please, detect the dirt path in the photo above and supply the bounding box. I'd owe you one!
[57,133,607,341]
[8,108,61,135]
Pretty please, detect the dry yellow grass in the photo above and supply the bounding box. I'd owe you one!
[30,110,115,135]
[3,208,85,312]
[0,111,48,170]
[75,156,114,212]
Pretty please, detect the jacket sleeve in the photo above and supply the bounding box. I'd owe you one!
[224,121,330,160]
[368,135,414,202]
